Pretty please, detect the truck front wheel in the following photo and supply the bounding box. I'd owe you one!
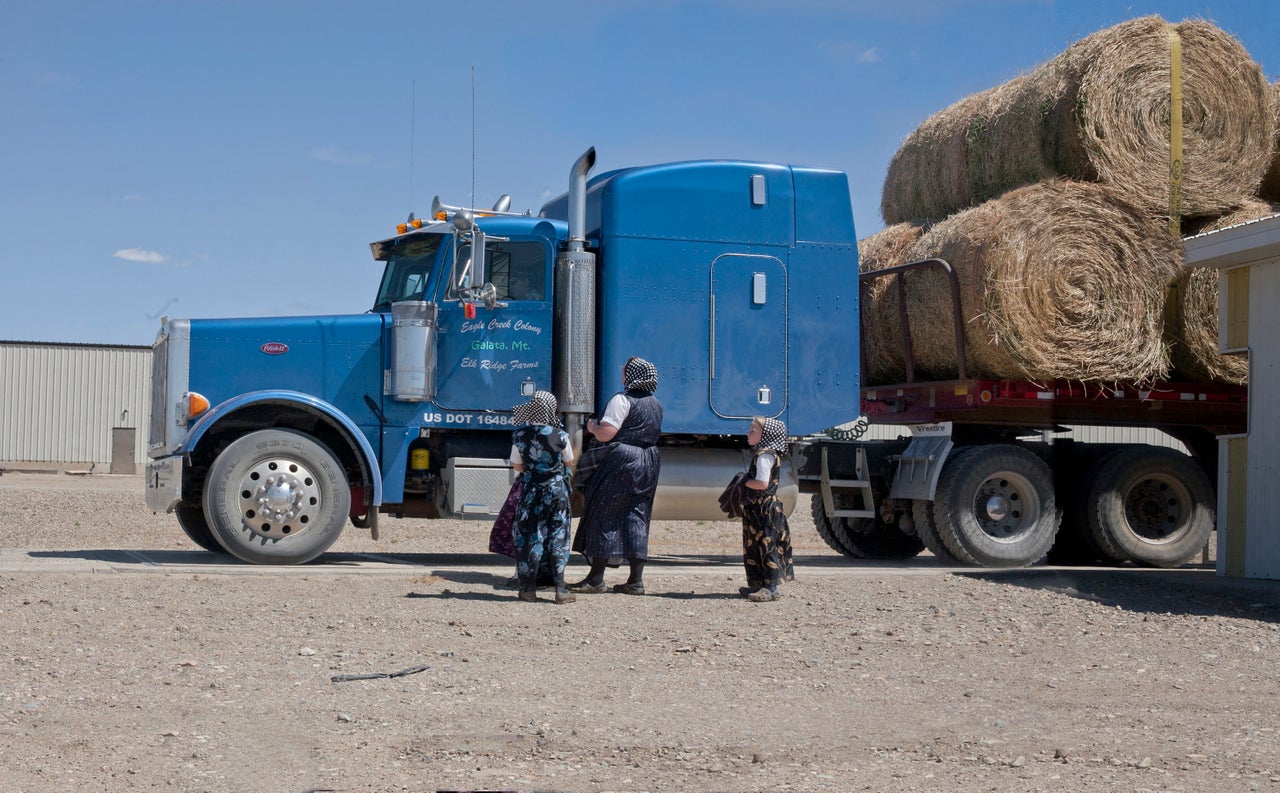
[1086,447,1213,568]
[203,429,350,565]
[931,445,1060,567]
[175,502,222,553]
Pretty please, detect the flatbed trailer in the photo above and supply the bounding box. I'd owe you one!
[793,258,1247,569]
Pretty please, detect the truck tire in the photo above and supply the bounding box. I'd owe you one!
[1085,446,1213,568]
[931,445,1060,567]
[910,499,963,564]
[810,494,863,558]
[811,490,925,561]
[203,429,350,565]
[175,502,223,553]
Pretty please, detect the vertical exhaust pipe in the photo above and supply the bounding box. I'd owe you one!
[556,147,598,442]
[567,147,596,252]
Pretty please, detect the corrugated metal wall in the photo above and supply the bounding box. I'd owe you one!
[0,342,151,471]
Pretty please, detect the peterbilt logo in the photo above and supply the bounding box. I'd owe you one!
[260,342,289,355]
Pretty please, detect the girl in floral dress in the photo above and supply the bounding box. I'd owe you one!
[510,391,575,604]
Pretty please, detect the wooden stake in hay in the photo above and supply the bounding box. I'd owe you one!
[1172,199,1280,384]
[1259,82,1280,202]
[867,180,1179,385]
[882,16,1273,224]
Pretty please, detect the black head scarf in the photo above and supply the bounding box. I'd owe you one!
[623,357,658,394]
[752,417,789,454]
[513,390,559,427]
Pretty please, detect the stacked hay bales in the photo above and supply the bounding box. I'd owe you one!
[861,182,1179,384]
[866,15,1275,387]
[1261,82,1280,202]
[1170,199,1280,385]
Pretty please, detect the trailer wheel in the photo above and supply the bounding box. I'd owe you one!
[175,502,223,553]
[910,499,962,564]
[931,445,1060,567]
[1086,447,1213,568]
[204,429,350,565]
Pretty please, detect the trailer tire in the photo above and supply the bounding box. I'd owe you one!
[911,499,962,564]
[175,502,223,553]
[1086,447,1213,568]
[931,445,1060,568]
[204,429,350,565]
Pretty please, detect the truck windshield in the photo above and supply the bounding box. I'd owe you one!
[373,235,443,310]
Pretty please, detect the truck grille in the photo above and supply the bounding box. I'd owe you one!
[148,333,169,452]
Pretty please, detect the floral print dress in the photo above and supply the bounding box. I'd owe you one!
[511,424,572,586]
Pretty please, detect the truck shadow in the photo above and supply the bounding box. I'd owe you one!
[961,568,1280,624]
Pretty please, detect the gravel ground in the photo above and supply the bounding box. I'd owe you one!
[1,472,1279,792]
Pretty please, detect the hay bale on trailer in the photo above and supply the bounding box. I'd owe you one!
[1260,82,1280,203]
[881,16,1273,224]
[857,221,929,384]
[869,180,1179,385]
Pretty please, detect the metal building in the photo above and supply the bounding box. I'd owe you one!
[1184,214,1280,580]
[0,341,152,474]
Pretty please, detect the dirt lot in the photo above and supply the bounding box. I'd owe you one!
[1,471,1279,792]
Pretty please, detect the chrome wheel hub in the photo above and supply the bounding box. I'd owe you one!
[236,458,323,540]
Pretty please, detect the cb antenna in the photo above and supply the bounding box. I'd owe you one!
[470,65,476,209]
[408,78,417,218]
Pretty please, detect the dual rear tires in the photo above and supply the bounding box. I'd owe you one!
[1081,446,1213,568]
[813,442,1213,569]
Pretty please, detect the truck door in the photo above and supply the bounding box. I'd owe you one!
[709,253,788,418]
[433,239,554,410]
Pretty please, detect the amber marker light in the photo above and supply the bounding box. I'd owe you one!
[396,223,409,234]
[187,392,211,420]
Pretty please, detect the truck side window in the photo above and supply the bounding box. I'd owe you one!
[445,240,547,301]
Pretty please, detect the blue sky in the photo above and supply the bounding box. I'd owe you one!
[3,0,1276,346]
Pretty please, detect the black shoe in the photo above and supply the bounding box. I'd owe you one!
[739,584,762,597]
[612,582,645,596]
[566,580,608,594]
[517,590,538,602]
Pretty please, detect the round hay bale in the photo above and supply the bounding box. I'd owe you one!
[1172,199,1280,384]
[881,15,1273,224]
[1259,82,1280,202]
[857,222,928,383]
[881,180,1179,384]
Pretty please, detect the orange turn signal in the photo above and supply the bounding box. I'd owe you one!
[187,392,210,419]
[396,223,409,234]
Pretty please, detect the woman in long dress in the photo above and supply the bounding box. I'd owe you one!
[568,357,663,595]
[739,416,794,602]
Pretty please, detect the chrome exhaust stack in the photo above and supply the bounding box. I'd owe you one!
[555,148,598,420]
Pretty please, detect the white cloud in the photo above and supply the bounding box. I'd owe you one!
[307,145,375,166]
[113,248,169,264]
[856,47,882,63]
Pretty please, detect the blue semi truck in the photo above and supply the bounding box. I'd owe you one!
[146,148,1244,568]
[145,148,862,564]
